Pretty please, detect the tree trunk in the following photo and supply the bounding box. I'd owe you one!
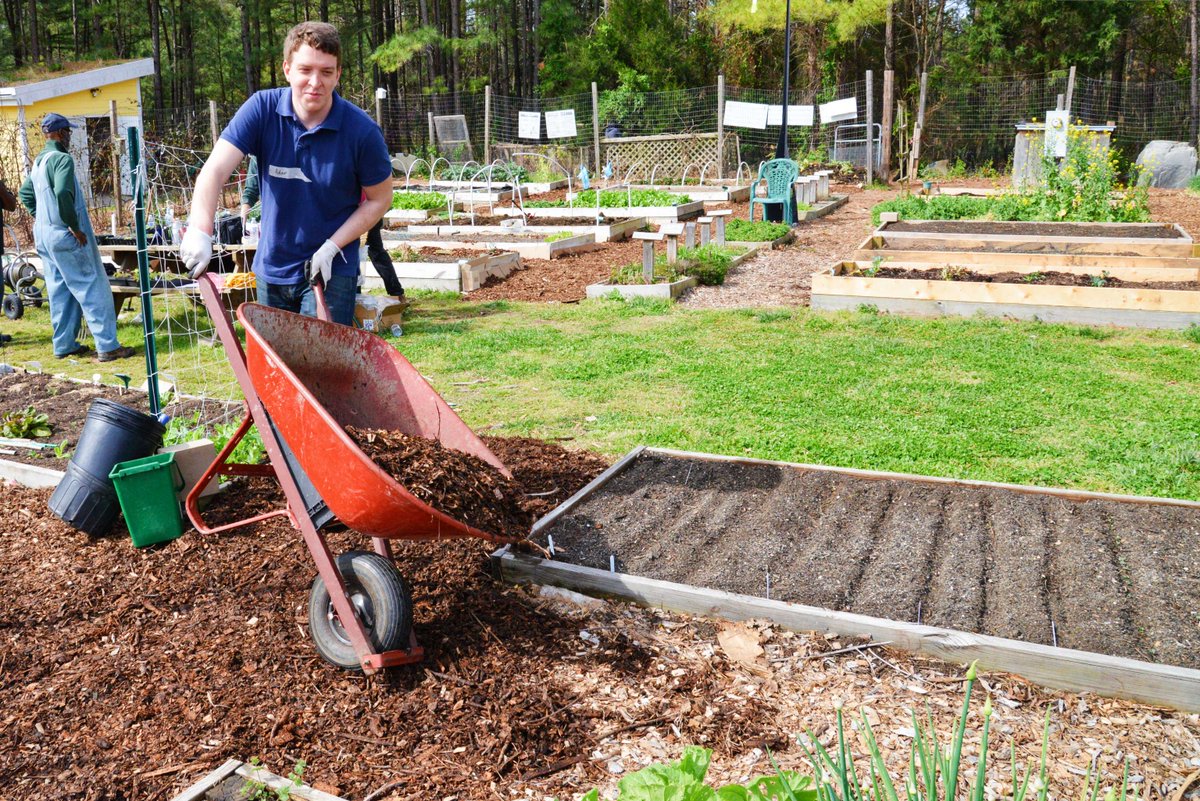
[450,0,461,109]
[148,0,164,126]
[240,0,256,96]
[26,0,39,62]
[884,0,893,72]
[3,0,26,67]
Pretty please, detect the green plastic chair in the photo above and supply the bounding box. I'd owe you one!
[749,158,799,224]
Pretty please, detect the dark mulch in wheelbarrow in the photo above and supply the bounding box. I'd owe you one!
[346,426,535,539]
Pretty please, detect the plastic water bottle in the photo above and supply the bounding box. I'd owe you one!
[164,207,177,244]
[244,219,260,244]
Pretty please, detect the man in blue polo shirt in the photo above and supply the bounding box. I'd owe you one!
[180,21,392,326]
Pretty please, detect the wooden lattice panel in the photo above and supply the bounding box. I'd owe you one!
[601,133,739,180]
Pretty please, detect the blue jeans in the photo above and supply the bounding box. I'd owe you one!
[37,232,120,356]
[256,274,357,326]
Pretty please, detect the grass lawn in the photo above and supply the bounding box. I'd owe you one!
[6,291,1200,500]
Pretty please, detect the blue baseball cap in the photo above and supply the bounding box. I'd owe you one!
[41,113,77,133]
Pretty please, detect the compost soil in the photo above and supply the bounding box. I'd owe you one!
[871,266,1199,291]
[345,426,534,539]
[884,220,1187,238]
[384,246,510,262]
[538,451,1200,670]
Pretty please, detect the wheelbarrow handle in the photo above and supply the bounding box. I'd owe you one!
[304,259,333,323]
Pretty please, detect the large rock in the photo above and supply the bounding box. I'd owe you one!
[1135,140,1198,188]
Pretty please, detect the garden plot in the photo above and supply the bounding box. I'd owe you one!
[820,219,1200,328]
[405,216,646,243]
[393,230,595,260]
[616,184,752,203]
[497,448,1200,710]
[362,248,520,292]
[795,193,849,221]
[497,201,705,225]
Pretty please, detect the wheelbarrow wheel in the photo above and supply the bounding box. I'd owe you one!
[2,293,22,320]
[308,550,413,671]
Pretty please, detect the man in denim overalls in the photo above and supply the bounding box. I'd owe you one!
[18,113,134,362]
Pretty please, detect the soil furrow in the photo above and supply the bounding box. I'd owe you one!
[1043,499,1140,659]
[1107,503,1200,666]
[790,478,894,611]
[754,469,841,603]
[848,483,945,622]
[982,491,1053,645]
[922,487,989,631]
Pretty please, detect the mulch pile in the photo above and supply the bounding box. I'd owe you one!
[346,426,534,539]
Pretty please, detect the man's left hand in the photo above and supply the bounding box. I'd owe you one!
[309,239,342,285]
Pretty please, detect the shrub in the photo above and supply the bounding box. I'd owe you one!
[726,219,792,242]
[1188,175,1200,197]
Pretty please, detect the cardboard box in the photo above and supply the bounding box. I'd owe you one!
[354,294,409,336]
[159,438,220,507]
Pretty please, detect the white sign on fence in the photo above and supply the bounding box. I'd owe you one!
[518,111,542,140]
[723,100,769,130]
[545,109,578,138]
[1044,109,1070,158]
[767,104,815,126]
[819,97,858,124]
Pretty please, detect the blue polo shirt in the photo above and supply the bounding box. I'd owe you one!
[221,88,391,284]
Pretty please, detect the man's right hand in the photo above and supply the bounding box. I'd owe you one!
[180,226,214,279]
[71,229,87,246]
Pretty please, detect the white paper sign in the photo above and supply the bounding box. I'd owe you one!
[518,111,541,140]
[722,100,769,130]
[819,96,858,124]
[1044,110,1069,158]
[544,109,577,139]
[767,104,815,126]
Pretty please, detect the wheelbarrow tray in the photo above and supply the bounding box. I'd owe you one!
[238,302,511,541]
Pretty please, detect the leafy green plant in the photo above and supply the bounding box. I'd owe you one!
[165,412,267,465]
[677,244,738,285]
[389,246,422,262]
[1090,271,1111,288]
[241,758,307,801]
[578,746,815,801]
[865,256,885,277]
[574,188,691,207]
[1022,272,1045,283]
[391,191,449,211]
[609,259,682,285]
[1,406,52,438]
[1185,324,1200,344]
[726,218,791,242]
[53,439,71,459]
[1188,175,1200,197]
[545,231,577,242]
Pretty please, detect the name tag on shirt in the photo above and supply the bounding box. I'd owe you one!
[268,165,312,183]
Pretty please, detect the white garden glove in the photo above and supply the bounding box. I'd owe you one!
[309,239,342,285]
[180,226,214,279]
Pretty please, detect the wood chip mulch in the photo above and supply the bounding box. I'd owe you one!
[346,426,534,539]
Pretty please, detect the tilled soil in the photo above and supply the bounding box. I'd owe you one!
[346,426,534,539]
[871,267,1199,291]
[884,220,1188,238]
[538,451,1200,670]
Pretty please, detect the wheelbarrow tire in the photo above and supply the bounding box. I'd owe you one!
[2,293,22,320]
[308,550,413,671]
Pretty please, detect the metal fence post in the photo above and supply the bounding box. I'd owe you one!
[865,70,874,185]
[592,82,601,171]
[717,74,725,180]
[484,85,491,164]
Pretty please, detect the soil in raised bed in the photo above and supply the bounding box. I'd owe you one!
[537,451,1200,670]
[385,246,512,262]
[884,221,1187,238]
[345,426,534,539]
[871,267,1200,291]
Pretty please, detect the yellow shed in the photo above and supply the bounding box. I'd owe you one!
[0,58,154,200]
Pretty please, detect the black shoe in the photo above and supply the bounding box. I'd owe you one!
[97,345,136,362]
[56,344,93,359]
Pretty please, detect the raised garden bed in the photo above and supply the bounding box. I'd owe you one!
[495,446,1200,711]
[171,758,346,801]
[585,274,698,300]
[619,184,752,203]
[394,231,595,260]
[795,193,849,222]
[405,216,647,243]
[363,248,520,292]
[874,219,1193,256]
[812,260,1200,329]
[514,177,571,196]
[497,201,705,225]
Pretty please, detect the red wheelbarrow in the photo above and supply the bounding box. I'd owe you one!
[187,274,522,673]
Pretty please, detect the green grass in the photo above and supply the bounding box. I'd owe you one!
[9,293,1200,500]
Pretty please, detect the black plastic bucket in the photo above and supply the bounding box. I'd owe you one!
[49,398,166,535]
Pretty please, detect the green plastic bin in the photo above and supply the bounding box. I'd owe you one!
[109,452,185,548]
